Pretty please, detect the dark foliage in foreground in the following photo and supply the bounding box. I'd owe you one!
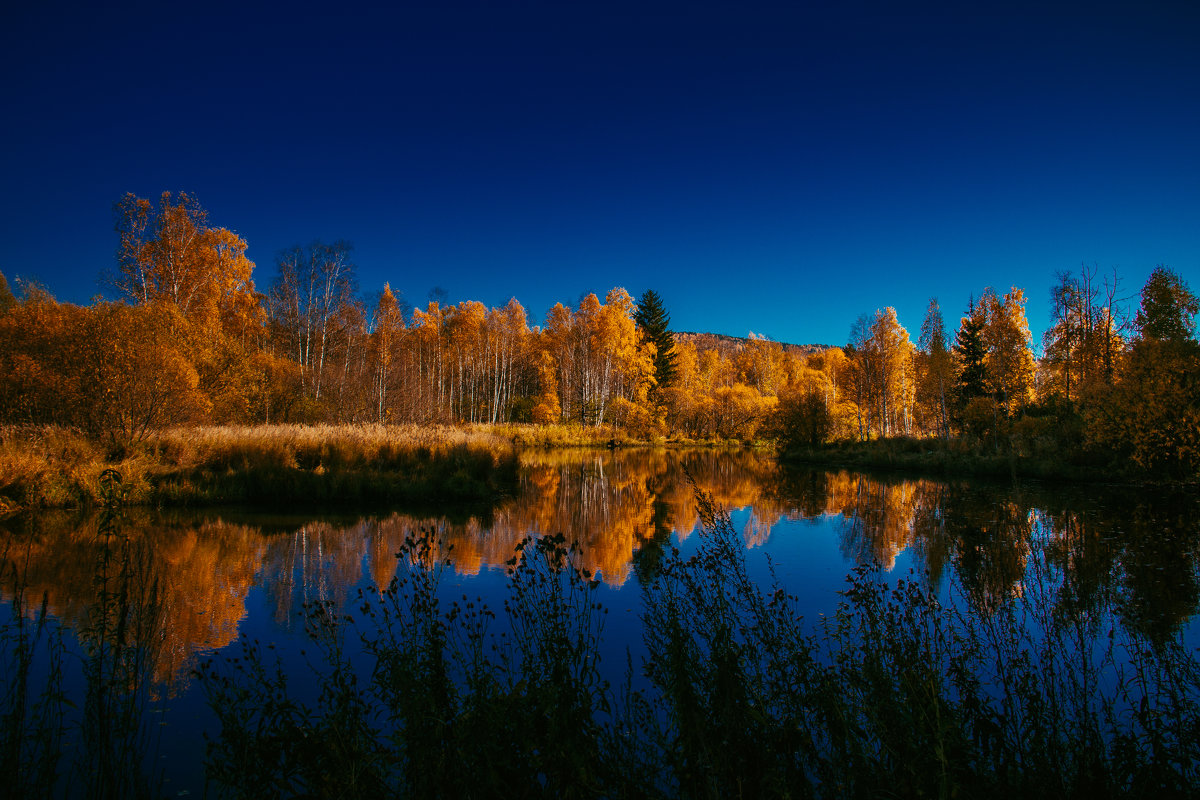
[2,469,168,799]
[192,493,1200,799]
[6,482,1199,797]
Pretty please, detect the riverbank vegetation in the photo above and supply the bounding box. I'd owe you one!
[2,192,1198,488]
[0,424,518,511]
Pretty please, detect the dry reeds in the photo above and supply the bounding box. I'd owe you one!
[0,424,519,511]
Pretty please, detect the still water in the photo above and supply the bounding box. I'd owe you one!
[2,447,1198,794]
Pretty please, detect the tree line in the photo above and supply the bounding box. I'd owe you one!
[1,191,1197,477]
[776,263,1200,478]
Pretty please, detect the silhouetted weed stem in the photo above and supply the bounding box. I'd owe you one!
[181,487,1200,798]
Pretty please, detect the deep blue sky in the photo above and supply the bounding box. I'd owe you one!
[3,1,1197,348]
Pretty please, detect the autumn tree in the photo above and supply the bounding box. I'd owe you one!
[661,339,704,435]
[844,315,873,441]
[369,283,406,421]
[531,349,561,424]
[735,335,785,397]
[772,387,832,449]
[979,287,1036,414]
[111,191,259,335]
[73,302,208,443]
[542,289,653,427]
[409,300,447,421]
[485,298,529,423]
[917,298,953,438]
[0,291,205,443]
[847,308,914,437]
[0,284,73,425]
[709,384,776,440]
[268,240,357,405]
[1042,264,1125,401]
[110,191,266,422]
[1089,268,1200,477]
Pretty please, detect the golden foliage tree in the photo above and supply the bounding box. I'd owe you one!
[1088,269,1200,477]
[541,289,653,426]
[915,298,953,438]
[1041,265,1124,401]
[847,308,914,437]
[369,283,406,421]
[979,287,1036,414]
[0,291,205,443]
[113,192,259,336]
[1088,339,1200,477]
[0,269,15,314]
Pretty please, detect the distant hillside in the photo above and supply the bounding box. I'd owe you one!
[674,331,833,356]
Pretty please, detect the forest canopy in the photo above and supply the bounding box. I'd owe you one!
[1,193,1197,478]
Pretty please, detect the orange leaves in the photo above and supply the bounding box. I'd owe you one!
[539,288,654,426]
[1087,339,1200,476]
[979,287,1036,412]
[0,295,207,443]
[709,383,777,440]
[113,192,260,338]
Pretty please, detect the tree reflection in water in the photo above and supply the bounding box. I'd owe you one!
[2,451,1200,795]
[4,451,1200,687]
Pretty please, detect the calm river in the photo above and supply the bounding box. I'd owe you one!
[2,447,1199,795]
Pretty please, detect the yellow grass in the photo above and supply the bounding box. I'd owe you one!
[153,423,514,464]
[0,424,518,511]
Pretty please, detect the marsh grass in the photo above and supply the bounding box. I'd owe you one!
[476,422,742,449]
[1,424,520,510]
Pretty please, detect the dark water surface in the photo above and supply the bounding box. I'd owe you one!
[3,448,1199,795]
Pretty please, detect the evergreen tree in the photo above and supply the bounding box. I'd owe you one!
[0,270,15,314]
[1135,265,1199,343]
[634,289,677,395]
[953,298,987,406]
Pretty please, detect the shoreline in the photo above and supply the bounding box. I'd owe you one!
[0,423,758,513]
[779,438,1197,488]
[6,423,1192,515]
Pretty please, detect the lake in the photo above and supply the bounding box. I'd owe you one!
[3,447,1199,796]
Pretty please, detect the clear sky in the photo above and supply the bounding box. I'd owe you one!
[3,0,1197,348]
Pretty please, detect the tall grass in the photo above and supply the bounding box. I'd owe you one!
[1,468,168,799]
[643,493,1200,797]
[0,424,519,510]
[1,540,69,796]
[194,490,1200,798]
[198,530,616,797]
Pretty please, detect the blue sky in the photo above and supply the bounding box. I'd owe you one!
[2,1,1197,348]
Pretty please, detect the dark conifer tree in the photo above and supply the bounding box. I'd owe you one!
[1135,265,1199,343]
[953,297,988,405]
[634,289,677,395]
[0,270,15,314]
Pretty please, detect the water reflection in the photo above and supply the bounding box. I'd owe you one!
[3,448,1199,692]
